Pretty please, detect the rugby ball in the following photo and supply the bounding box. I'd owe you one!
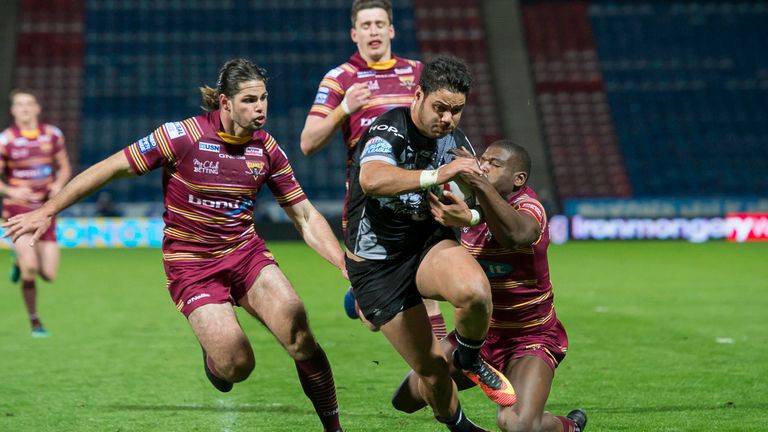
[433,178,475,208]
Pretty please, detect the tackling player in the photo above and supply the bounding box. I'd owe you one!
[392,141,587,432]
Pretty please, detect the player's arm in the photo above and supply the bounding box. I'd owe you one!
[300,82,371,156]
[360,157,482,197]
[2,151,136,244]
[48,148,73,197]
[466,173,542,249]
[282,199,346,276]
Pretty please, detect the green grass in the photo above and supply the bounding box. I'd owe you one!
[0,241,766,431]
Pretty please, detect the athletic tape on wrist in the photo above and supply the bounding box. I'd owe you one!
[340,99,351,115]
[419,168,440,189]
[469,209,482,226]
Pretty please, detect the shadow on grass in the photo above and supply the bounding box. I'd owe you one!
[547,402,767,414]
[106,404,303,414]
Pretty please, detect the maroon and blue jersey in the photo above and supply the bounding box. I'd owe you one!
[0,123,66,215]
[309,52,423,161]
[123,110,306,261]
[460,186,557,335]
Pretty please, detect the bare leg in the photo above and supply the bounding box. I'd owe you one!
[497,356,566,432]
[188,303,254,383]
[36,241,60,282]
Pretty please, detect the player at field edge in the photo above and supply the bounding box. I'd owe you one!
[300,0,447,335]
[3,59,346,432]
[344,55,517,432]
[0,89,72,338]
[392,141,587,432]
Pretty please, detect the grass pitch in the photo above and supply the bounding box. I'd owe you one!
[0,241,766,431]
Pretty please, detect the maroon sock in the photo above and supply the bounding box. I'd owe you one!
[295,346,340,431]
[21,280,39,326]
[556,416,579,432]
[428,313,447,339]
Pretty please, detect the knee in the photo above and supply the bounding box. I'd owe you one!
[452,277,491,315]
[498,410,542,432]
[39,271,56,282]
[20,263,39,280]
[216,349,255,383]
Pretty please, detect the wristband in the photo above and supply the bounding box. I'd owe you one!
[340,99,351,115]
[419,168,440,189]
[469,208,482,226]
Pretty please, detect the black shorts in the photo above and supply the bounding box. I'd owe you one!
[346,229,455,327]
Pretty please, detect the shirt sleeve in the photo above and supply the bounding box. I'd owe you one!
[359,121,407,166]
[265,137,308,207]
[308,66,347,118]
[514,196,547,230]
[122,123,179,175]
[49,125,66,154]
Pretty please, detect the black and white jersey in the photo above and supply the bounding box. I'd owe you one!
[345,107,476,261]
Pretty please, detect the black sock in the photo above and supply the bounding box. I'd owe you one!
[435,401,480,432]
[454,333,484,369]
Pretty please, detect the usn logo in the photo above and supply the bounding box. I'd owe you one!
[199,142,221,153]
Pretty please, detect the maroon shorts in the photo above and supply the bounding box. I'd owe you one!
[447,318,569,372]
[164,237,278,317]
[3,204,57,242]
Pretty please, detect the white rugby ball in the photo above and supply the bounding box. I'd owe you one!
[433,178,475,207]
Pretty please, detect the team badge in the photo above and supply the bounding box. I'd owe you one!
[399,75,416,90]
[246,160,265,178]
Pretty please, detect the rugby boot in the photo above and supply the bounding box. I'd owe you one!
[453,350,516,407]
[202,349,233,392]
[31,325,50,338]
[567,408,588,431]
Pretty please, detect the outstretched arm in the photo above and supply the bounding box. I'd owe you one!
[282,199,346,278]
[3,151,136,244]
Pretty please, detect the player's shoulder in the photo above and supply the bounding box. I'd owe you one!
[324,62,358,80]
[42,124,64,138]
[512,187,545,217]
[0,128,12,146]
[369,108,408,134]
[161,115,204,142]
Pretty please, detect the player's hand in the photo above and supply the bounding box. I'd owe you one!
[428,191,472,227]
[2,208,52,245]
[437,157,483,184]
[4,185,34,201]
[342,82,372,114]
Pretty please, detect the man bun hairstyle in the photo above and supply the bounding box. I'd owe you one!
[419,55,473,97]
[200,58,268,112]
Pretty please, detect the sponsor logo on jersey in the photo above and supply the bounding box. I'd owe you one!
[244,147,263,156]
[399,75,416,90]
[328,67,345,78]
[15,165,53,180]
[193,158,219,175]
[186,293,211,305]
[164,122,186,139]
[10,148,29,159]
[246,160,265,178]
[138,135,158,153]
[360,117,377,127]
[362,136,393,156]
[395,66,414,75]
[188,194,241,209]
[219,153,246,160]
[199,142,220,153]
[14,138,28,146]
[314,92,329,104]
[357,70,376,78]
[372,124,404,139]
[368,80,380,91]
[477,259,514,277]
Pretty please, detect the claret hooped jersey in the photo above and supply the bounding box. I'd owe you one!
[123,110,306,261]
[345,107,476,261]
